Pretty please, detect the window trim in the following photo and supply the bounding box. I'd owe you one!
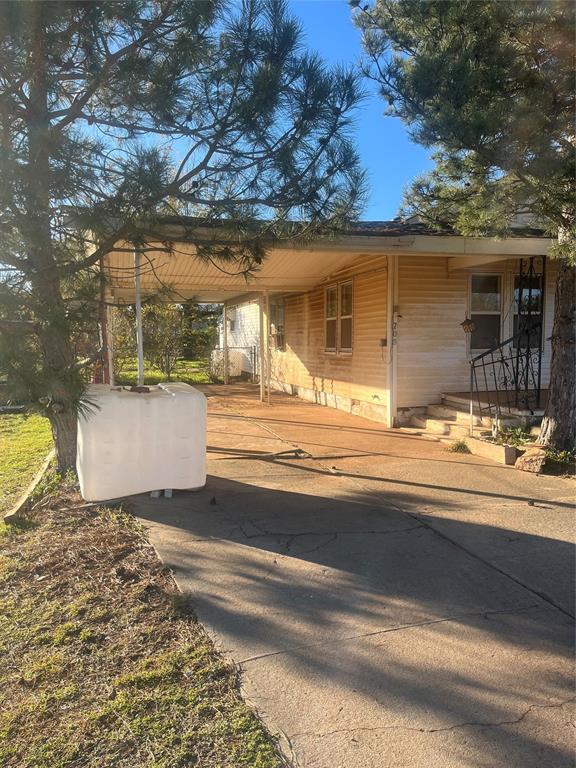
[270,297,286,352]
[324,280,353,355]
[468,273,503,352]
[338,281,353,355]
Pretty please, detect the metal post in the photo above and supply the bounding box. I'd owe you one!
[469,362,474,437]
[265,293,271,405]
[134,248,144,386]
[259,295,265,401]
[222,303,229,385]
[106,304,115,386]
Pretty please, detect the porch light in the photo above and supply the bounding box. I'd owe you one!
[460,317,475,334]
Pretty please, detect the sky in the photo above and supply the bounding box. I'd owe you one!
[287,0,434,221]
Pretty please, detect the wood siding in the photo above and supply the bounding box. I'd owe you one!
[270,257,389,418]
[396,255,555,407]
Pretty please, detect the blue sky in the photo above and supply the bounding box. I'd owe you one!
[288,0,434,221]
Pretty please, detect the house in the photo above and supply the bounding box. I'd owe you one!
[213,302,260,380]
[103,219,555,430]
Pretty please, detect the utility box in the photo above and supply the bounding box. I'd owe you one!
[77,383,207,501]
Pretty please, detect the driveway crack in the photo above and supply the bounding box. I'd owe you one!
[292,697,576,739]
[238,604,542,664]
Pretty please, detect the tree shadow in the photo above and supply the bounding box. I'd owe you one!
[134,476,575,768]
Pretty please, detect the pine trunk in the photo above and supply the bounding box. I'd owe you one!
[26,3,81,474]
[537,259,576,450]
[49,409,78,474]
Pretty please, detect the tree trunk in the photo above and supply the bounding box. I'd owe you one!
[537,259,576,450]
[26,3,81,473]
[49,409,78,474]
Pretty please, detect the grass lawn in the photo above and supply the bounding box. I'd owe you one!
[116,358,211,386]
[0,480,285,768]
[0,414,53,514]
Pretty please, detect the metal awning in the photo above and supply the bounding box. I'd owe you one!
[102,228,554,305]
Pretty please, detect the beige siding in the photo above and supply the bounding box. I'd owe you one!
[271,257,389,418]
[396,255,555,408]
[396,256,469,407]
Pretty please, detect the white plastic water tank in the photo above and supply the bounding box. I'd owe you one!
[77,382,207,501]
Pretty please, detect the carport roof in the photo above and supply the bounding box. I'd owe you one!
[102,218,553,304]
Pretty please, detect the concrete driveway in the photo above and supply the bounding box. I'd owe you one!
[134,384,575,768]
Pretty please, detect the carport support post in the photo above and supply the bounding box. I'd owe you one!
[222,303,229,385]
[106,303,115,386]
[259,293,269,402]
[266,293,271,405]
[134,247,145,386]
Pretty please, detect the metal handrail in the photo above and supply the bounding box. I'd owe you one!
[468,319,543,434]
[470,318,542,364]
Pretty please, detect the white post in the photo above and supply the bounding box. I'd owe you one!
[259,295,265,401]
[222,303,229,385]
[107,304,115,386]
[265,293,271,405]
[386,254,399,428]
[134,248,144,386]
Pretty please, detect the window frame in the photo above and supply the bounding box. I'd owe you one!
[324,280,353,355]
[338,281,353,355]
[468,273,503,353]
[270,297,286,351]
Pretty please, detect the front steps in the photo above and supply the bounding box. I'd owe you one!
[409,396,528,441]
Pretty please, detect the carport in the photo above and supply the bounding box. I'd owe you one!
[101,219,371,398]
[131,382,574,768]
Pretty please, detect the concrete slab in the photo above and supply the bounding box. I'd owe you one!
[134,384,575,768]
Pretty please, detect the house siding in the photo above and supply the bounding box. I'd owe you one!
[395,255,555,408]
[396,256,469,407]
[270,257,389,421]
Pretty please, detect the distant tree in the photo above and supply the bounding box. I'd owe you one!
[141,303,185,381]
[0,0,366,471]
[356,0,575,449]
[181,303,220,359]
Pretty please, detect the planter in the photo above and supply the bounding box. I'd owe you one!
[466,436,518,465]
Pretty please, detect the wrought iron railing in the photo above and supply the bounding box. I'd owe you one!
[469,321,543,428]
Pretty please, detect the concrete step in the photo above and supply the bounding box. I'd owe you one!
[410,414,470,438]
[426,403,490,428]
[441,392,543,420]
[439,395,526,428]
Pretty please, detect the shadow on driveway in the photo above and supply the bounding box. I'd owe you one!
[134,474,575,768]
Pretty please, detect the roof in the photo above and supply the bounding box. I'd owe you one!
[346,220,548,239]
[102,218,553,305]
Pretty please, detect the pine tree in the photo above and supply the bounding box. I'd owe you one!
[356,0,575,450]
[0,0,366,471]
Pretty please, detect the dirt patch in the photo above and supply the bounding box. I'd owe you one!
[0,480,285,768]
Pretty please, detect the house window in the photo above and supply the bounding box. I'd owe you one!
[325,286,337,351]
[325,281,353,353]
[513,275,543,349]
[270,298,285,351]
[470,275,501,350]
[339,282,353,352]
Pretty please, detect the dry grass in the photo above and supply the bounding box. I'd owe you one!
[0,477,285,768]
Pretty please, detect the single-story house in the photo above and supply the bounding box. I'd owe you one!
[103,219,554,429]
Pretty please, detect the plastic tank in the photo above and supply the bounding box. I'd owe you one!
[77,382,207,501]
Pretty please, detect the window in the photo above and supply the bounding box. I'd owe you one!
[470,275,501,350]
[270,298,285,351]
[325,281,353,353]
[339,282,353,352]
[325,286,337,351]
[513,275,543,349]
